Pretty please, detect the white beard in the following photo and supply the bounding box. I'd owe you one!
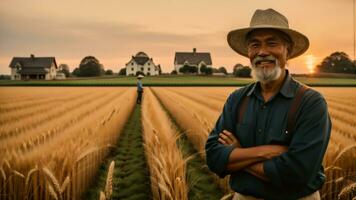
[251,57,282,84]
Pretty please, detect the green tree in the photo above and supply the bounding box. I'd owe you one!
[179,64,198,74]
[200,64,207,73]
[105,69,113,75]
[72,67,80,76]
[233,64,244,75]
[0,75,11,80]
[316,52,356,74]
[157,65,162,75]
[218,66,228,75]
[118,68,126,75]
[78,56,104,77]
[234,66,251,77]
[205,67,213,75]
[58,64,70,77]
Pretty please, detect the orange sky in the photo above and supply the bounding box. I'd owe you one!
[0,0,355,74]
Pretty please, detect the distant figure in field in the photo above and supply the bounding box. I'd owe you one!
[136,74,144,104]
[205,8,331,200]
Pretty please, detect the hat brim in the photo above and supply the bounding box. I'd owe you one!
[227,26,309,59]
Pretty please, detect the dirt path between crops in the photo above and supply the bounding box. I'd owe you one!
[85,105,152,200]
[151,88,225,199]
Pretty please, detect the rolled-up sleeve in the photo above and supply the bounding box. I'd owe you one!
[264,91,332,188]
[205,93,237,178]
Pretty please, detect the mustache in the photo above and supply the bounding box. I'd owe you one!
[252,55,277,66]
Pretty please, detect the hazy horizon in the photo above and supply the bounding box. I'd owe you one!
[0,0,355,75]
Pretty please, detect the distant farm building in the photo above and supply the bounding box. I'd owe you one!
[174,48,212,74]
[125,52,160,76]
[9,55,61,80]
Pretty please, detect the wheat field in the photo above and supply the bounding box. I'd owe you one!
[0,86,355,200]
[0,87,136,200]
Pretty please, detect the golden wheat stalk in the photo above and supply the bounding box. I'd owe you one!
[105,160,115,200]
[142,88,189,200]
[47,183,59,200]
[25,166,39,200]
[42,167,62,200]
[0,167,6,181]
[60,176,70,194]
[338,182,356,200]
[99,191,106,200]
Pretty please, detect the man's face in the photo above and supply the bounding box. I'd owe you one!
[246,29,290,83]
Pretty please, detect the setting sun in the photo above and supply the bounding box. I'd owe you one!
[305,54,316,74]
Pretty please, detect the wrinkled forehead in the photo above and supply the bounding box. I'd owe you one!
[245,28,292,45]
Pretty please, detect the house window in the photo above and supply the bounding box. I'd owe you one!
[148,63,150,66]
[141,67,144,71]
[132,67,134,71]
[131,62,134,65]
[148,68,150,71]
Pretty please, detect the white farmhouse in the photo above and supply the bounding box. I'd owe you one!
[125,52,160,76]
[174,48,212,74]
[9,55,59,80]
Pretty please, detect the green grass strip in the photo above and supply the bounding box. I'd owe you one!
[1,75,356,86]
[84,105,152,200]
[151,88,225,200]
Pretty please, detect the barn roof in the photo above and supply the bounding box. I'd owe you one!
[9,55,57,69]
[174,49,212,65]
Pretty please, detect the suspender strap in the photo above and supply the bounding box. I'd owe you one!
[237,95,250,124]
[236,84,253,124]
[286,85,309,134]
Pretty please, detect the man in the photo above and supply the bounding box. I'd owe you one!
[137,74,144,104]
[205,9,331,200]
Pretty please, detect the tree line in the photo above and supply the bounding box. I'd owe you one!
[56,52,356,78]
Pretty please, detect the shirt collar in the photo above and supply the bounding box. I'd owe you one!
[279,69,297,98]
[246,69,297,98]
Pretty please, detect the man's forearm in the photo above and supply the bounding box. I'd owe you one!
[245,162,269,181]
[226,145,287,172]
[227,157,265,172]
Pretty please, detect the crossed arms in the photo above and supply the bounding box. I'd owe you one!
[218,130,288,181]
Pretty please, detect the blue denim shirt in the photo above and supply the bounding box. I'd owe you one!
[137,80,143,92]
[205,71,331,200]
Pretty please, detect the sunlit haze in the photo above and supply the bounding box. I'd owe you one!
[0,0,354,74]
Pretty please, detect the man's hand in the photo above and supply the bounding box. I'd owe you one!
[218,129,289,180]
[218,130,241,148]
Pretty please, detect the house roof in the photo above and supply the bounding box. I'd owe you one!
[127,51,155,66]
[174,51,212,65]
[9,56,57,69]
[135,52,148,57]
[133,56,150,65]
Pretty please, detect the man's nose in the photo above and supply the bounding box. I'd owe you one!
[257,45,270,57]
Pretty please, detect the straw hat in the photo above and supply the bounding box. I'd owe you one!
[227,8,309,59]
[137,74,144,79]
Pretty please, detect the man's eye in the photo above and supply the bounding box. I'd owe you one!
[249,43,259,48]
[268,42,278,46]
